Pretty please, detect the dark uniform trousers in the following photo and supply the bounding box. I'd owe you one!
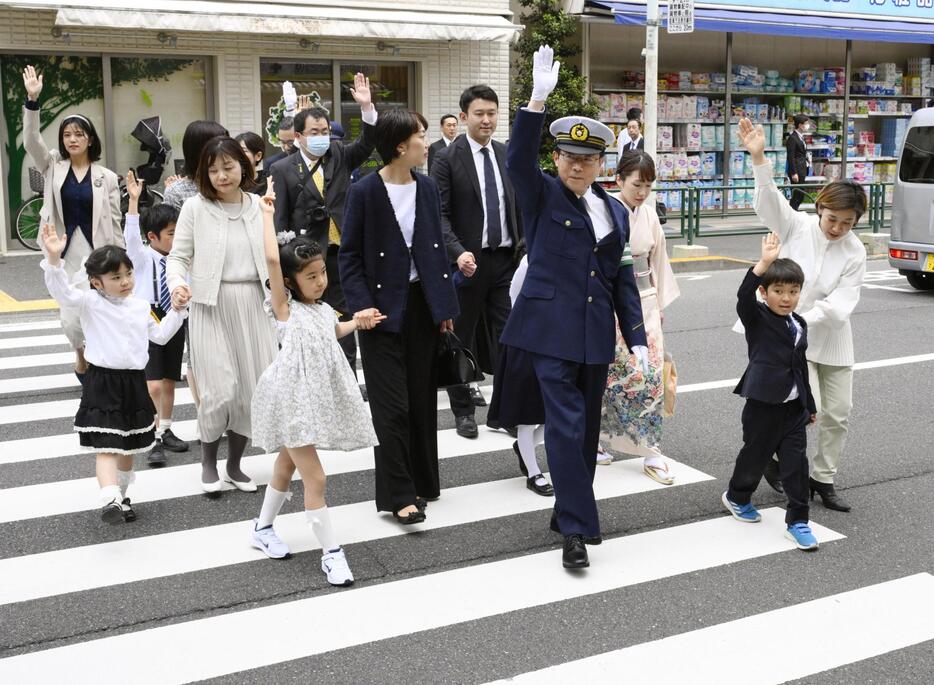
[728,398,811,524]
[447,246,514,417]
[325,244,357,378]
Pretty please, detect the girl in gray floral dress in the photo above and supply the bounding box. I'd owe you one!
[248,181,380,587]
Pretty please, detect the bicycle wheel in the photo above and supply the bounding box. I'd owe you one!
[14,196,43,251]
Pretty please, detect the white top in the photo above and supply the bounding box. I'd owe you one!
[384,181,419,282]
[466,134,512,249]
[509,255,528,305]
[785,315,803,402]
[734,163,867,366]
[581,188,614,242]
[221,198,261,282]
[124,214,184,306]
[41,260,187,370]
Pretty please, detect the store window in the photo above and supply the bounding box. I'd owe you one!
[899,127,934,183]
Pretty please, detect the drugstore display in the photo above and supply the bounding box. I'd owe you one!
[593,57,933,212]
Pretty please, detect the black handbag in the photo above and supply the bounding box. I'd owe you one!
[436,331,485,388]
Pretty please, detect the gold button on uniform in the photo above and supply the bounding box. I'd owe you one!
[564,220,571,226]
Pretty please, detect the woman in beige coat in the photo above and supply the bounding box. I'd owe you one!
[22,65,123,382]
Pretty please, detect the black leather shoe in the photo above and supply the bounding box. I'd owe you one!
[763,458,784,494]
[550,511,601,545]
[809,477,851,512]
[121,497,137,522]
[455,415,479,439]
[393,509,427,524]
[147,440,167,468]
[415,497,428,512]
[160,429,189,453]
[562,535,589,568]
[513,441,529,477]
[469,385,487,407]
[504,426,518,438]
[527,475,554,497]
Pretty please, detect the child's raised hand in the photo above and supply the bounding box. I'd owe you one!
[738,118,766,157]
[39,223,66,259]
[125,169,144,200]
[260,177,276,215]
[760,232,781,264]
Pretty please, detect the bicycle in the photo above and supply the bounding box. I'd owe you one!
[14,169,163,251]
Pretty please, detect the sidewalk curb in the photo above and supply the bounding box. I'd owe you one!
[669,256,753,273]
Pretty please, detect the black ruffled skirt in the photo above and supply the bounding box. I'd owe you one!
[74,365,156,455]
[487,343,545,430]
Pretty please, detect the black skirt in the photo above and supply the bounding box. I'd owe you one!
[487,343,546,429]
[74,364,157,454]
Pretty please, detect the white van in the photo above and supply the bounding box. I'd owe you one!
[889,107,934,290]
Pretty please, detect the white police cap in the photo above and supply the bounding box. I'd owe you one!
[549,116,615,155]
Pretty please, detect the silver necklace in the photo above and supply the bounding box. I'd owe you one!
[216,191,247,221]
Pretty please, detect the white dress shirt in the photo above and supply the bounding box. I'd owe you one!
[384,180,419,282]
[784,314,802,402]
[465,134,512,249]
[581,188,615,242]
[41,259,187,370]
[624,136,643,152]
[124,214,173,306]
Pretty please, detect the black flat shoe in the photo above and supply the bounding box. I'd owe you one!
[455,415,479,439]
[100,500,124,524]
[550,511,601,545]
[393,509,426,524]
[147,440,167,468]
[121,497,137,522]
[527,475,554,497]
[415,497,428,512]
[809,477,851,512]
[513,441,529,477]
[160,429,189,453]
[763,458,784,494]
[562,534,589,569]
[469,385,487,407]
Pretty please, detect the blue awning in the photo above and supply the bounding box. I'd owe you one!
[588,1,934,43]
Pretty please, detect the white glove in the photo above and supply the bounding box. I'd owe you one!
[282,81,298,114]
[632,345,650,376]
[531,44,560,102]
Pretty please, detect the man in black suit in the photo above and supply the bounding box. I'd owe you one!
[427,114,459,173]
[620,117,644,153]
[786,114,811,210]
[431,85,521,439]
[270,72,377,378]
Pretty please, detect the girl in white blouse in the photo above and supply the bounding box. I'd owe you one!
[738,117,867,512]
[39,224,187,524]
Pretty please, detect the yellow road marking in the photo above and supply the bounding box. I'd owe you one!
[0,290,58,313]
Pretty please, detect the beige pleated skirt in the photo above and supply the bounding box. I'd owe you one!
[61,230,93,349]
[189,281,277,443]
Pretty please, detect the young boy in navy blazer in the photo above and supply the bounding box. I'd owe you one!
[722,233,820,551]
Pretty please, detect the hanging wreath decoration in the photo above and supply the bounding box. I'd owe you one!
[265,80,330,146]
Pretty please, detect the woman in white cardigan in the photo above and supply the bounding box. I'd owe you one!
[167,137,277,494]
[738,117,867,512]
[22,65,123,381]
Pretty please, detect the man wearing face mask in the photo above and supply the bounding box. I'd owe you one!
[270,72,377,379]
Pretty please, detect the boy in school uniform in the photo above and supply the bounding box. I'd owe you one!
[722,232,820,551]
[123,172,189,466]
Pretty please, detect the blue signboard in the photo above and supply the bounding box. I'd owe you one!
[700,0,934,22]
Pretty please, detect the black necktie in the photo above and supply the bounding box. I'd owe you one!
[480,147,502,250]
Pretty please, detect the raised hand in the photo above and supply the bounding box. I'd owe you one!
[40,223,66,262]
[163,174,181,187]
[22,64,43,101]
[125,169,144,201]
[296,93,313,111]
[283,81,298,113]
[530,45,561,103]
[350,72,373,111]
[260,177,276,215]
[738,117,766,158]
[760,232,781,264]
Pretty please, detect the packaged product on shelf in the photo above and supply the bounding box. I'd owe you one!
[667,97,684,120]
[628,95,644,113]
[696,97,709,120]
[772,124,785,145]
[797,70,818,93]
[730,151,745,177]
[858,130,875,144]
[687,154,702,177]
[658,153,675,178]
[674,153,690,179]
[682,95,697,120]
[744,151,756,177]
[594,94,611,120]
[658,126,674,151]
[686,123,702,150]
[701,125,717,149]
[701,152,718,177]
[602,152,618,179]
[610,93,628,120]
[777,150,788,176]
[715,124,725,147]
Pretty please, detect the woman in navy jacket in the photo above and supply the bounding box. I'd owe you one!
[339,109,459,524]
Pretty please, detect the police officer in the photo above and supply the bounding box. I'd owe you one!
[502,45,649,569]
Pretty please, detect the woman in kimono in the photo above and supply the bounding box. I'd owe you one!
[599,150,681,484]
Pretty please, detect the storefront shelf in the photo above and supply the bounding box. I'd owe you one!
[828,157,898,162]
[848,93,930,99]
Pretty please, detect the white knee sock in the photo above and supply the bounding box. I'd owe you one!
[257,485,291,529]
[306,506,339,553]
[517,424,545,478]
[99,484,122,506]
[117,469,136,498]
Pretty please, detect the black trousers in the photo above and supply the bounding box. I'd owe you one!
[789,177,808,210]
[447,247,514,418]
[728,399,810,525]
[359,283,441,513]
[324,244,357,378]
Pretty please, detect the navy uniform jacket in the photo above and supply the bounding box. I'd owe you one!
[338,170,460,334]
[734,268,817,414]
[500,107,647,365]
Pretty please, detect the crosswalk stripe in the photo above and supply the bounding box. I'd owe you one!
[487,573,934,685]
[0,351,74,371]
[0,427,521,522]
[0,458,715,605]
[0,333,68,351]
[0,319,60,333]
[0,508,844,683]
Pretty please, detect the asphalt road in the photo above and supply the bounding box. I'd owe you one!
[0,259,932,684]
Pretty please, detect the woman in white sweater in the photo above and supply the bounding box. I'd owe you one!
[738,117,867,512]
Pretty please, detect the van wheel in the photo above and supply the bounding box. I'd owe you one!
[906,272,934,290]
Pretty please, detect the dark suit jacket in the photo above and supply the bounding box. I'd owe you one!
[264,146,297,172]
[733,268,816,413]
[270,121,376,246]
[785,131,808,180]
[430,134,521,264]
[339,170,460,333]
[427,138,451,174]
[621,136,645,153]
[499,107,646,365]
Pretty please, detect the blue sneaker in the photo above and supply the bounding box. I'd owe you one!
[721,491,762,522]
[785,522,819,551]
[251,519,291,559]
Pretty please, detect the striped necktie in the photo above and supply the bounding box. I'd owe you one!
[158,256,172,312]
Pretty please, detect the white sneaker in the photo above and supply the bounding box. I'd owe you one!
[251,519,291,559]
[596,447,613,466]
[321,548,355,587]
